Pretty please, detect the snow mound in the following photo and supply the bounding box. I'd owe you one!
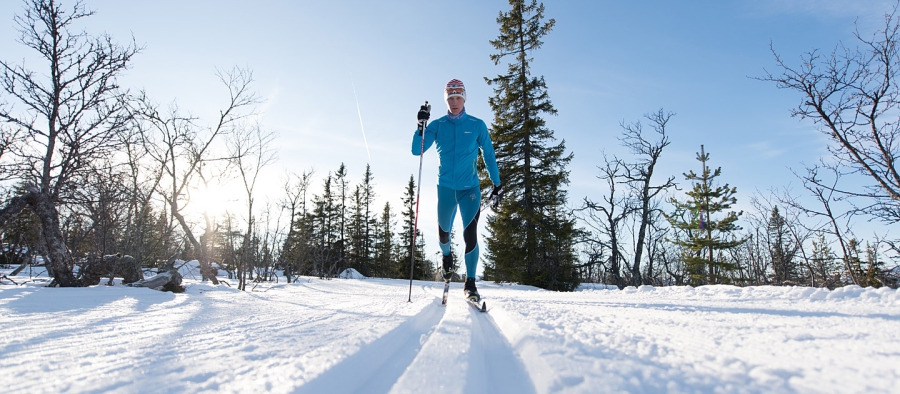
[174,260,223,279]
[338,268,366,279]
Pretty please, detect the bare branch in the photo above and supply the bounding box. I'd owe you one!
[761,5,900,224]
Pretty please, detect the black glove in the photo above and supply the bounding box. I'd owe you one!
[417,102,431,135]
[489,184,503,209]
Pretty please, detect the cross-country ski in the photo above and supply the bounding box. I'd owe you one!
[441,280,450,305]
[467,297,487,312]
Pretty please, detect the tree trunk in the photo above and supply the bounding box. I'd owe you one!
[79,254,143,286]
[171,207,219,284]
[31,192,79,287]
[127,253,183,292]
[10,261,28,276]
[0,188,81,287]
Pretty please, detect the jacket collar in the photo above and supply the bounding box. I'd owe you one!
[447,108,466,122]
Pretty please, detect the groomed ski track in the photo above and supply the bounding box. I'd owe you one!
[298,281,536,394]
[2,274,899,393]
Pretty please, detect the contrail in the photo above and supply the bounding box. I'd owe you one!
[350,77,372,163]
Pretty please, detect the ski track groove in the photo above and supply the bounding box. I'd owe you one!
[383,282,536,394]
[297,296,446,394]
[291,281,537,394]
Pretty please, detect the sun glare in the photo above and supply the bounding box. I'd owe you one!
[183,183,241,219]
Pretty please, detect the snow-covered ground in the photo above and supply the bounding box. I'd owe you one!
[1,267,898,393]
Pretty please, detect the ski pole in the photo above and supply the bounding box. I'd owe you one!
[409,101,430,303]
[479,194,498,213]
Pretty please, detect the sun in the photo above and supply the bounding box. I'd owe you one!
[182,182,242,220]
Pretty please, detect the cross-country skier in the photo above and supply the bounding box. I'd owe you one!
[412,79,502,303]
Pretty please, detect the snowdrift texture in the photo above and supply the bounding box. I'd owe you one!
[1,274,898,393]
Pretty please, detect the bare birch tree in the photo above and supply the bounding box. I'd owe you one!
[620,109,677,286]
[0,0,138,286]
[133,67,259,284]
[577,157,634,288]
[227,120,276,290]
[762,5,900,224]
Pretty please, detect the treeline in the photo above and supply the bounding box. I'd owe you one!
[0,154,436,287]
[574,131,898,289]
[279,166,432,282]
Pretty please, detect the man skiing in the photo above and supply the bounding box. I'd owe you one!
[411,79,502,303]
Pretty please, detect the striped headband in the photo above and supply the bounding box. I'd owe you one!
[444,79,466,101]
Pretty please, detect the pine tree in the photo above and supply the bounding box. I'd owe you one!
[311,174,341,277]
[399,175,427,279]
[373,202,396,278]
[359,165,377,274]
[842,239,885,288]
[810,233,839,288]
[334,164,349,267]
[346,165,378,277]
[483,0,579,291]
[348,185,366,274]
[767,206,797,284]
[862,242,885,288]
[845,238,863,285]
[666,145,747,285]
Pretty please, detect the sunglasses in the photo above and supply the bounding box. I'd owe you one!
[446,86,465,95]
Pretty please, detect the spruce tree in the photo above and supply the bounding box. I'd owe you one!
[334,164,349,265]
[281,170,314,280]
[347,165,376,276]
[810,233,839,287]
[360,165,377,275]
[666,145,747,285]
[311,174,341,276]
[348,185,366,274]
[767,206,797,284]
[483,0,579,291]
[374,202,396,278]
[399,175,427,279]
[861,242,885,288]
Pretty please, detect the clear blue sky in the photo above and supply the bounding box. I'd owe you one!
[1,1,894,265]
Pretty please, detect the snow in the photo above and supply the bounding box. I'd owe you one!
[338,268,366,279]
[174,259,221,280]
[1,271,898,393]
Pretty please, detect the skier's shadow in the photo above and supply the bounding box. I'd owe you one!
[295,297,445,394]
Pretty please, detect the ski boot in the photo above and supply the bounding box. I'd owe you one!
[442,254,455,281]
[464,277,480,302]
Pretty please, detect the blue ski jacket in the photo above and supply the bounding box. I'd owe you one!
[411,112,501,190]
